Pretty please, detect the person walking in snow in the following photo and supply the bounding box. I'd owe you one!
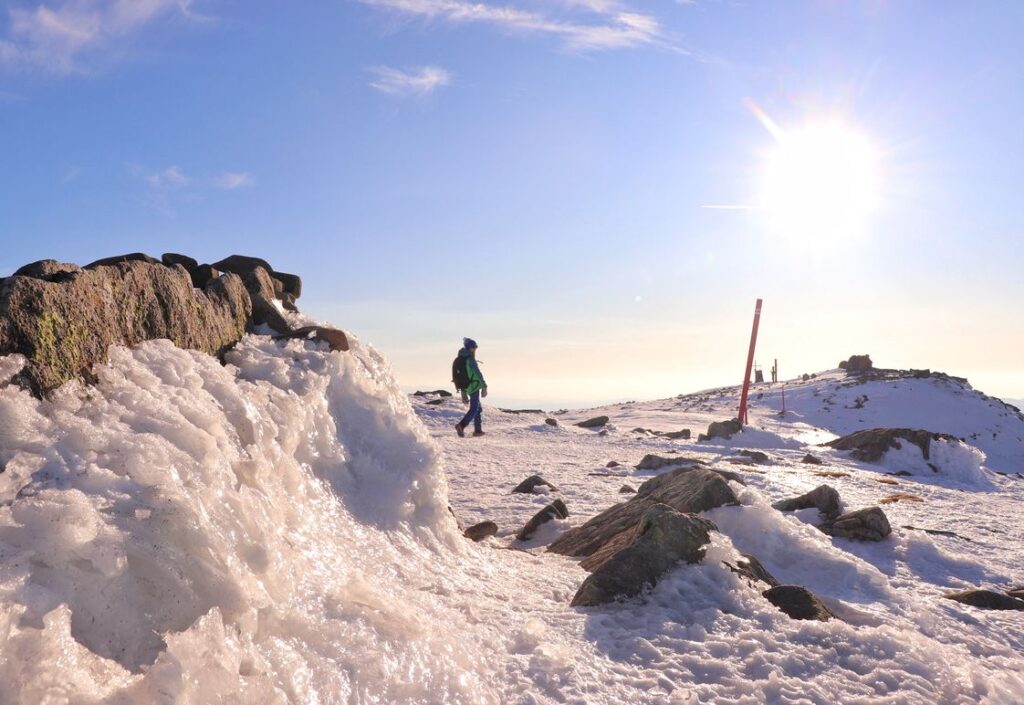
[453,337,487,437]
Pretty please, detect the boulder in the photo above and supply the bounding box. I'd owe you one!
[824,428,959,464]
[635,454,703,471]
[426,399,444,406]
[571,505,716,607]
[664,429,691,440]
[414,389,453,397]
[801,453,824,465]
[0,261,251,394]
[943,589,1024,611]
[698,418,742,442]
[13,260,82,282]
[738,450,769,464]
[772,485,842,518]
[516,499,569,541]
[249,293,292,335]
[272,326,349,352]
[839,354,873,374]
[821,506,891,541]
[548,466,737,558]
[464,521,499,542]
[273,271,302,299]
[606,461,620,468]
[161,253,198,269]
[544,418,558,427]
[619,485,636,494]
[762,585,837,621]
[576,416,609,429]
[189,264,219,289]
[210,254,275,277]
[512,475,558,494]
[84,253,160,269]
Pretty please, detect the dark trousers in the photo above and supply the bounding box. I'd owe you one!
[460,391,483,431]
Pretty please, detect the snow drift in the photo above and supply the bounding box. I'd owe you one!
[0,332,490,703]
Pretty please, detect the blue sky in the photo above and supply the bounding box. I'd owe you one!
[2,0,1022,408]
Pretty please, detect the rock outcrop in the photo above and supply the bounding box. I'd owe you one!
[0,260,251,393]
[571,505,716,607]
[548,466,737,558]
[825,428,959,464]
[0,252,340,396]
[839,354,873,374]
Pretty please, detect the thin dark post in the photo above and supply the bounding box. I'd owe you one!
[737,298,763,425]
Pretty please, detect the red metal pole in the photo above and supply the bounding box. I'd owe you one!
[737,298,763,425]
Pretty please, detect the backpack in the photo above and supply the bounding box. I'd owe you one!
[452,354,471,392]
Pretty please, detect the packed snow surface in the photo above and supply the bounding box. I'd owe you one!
[1,331,1022,705]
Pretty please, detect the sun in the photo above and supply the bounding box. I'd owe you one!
[758,120,880,244]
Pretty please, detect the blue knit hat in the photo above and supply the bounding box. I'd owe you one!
[463,337,478,349]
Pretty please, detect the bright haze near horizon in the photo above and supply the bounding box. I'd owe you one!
[1,1,1022,410]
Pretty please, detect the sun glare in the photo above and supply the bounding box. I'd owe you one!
[759,121,880,244]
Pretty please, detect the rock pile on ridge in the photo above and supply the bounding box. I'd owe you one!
[0,252,345,395]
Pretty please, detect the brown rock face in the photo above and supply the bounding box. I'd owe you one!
[0,261,251,393]
[547,466,737,558]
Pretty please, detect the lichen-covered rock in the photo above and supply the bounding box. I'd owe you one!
[763,585,837,621]
[772,485,842,518]
[548,466,737,558]
[516,499,569,541]
[571,505,716,607]
[821,506,891,541]
[0,260,251,394]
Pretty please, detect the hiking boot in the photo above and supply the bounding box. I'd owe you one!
[472,430,486,437]
[455,423,466,438]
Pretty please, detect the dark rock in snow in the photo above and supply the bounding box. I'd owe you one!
[635,454,703,471]
[698,418,743,442]
[772,484,842,518]
[548,466,737,558]
[821,506,891,541]
[619,485,636,494]
[512,475,558,494]
[763,585,837,621]
[726,554,779,587]
[576,415,609,429]
[273,326,349,352]
[606,461,620,468]
[249,292,293,335]
[426,399,444,406]
[825,428,960,464]
[1006,587,1024,600]
[738,450,769,464]
[664,429,691,440]
[414,389,453,397]
[545,418,559,427]
[516,499,569,541]
[0,260,251,394]
[571,505,716,607]
[464,521,499,542]
[801,453,824,465]
[944,589,1024,611]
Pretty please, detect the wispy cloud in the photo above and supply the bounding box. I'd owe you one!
[129,163,249,215]
[1,0,200,74]
[368,65,451,97]
[359,0,667,52]
[211,171,253,189]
